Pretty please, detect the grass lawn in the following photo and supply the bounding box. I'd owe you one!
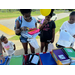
[9,16,69,40]
[0,11,41,19]
[0,10,69,19]
[0,12,21,19]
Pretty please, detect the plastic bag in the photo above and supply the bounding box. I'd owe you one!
[27,38,39,49]
[48,43,54,52]
[57,30,73,47]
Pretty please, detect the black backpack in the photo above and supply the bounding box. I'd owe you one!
[56,43,65,48]
[25,54,40,65]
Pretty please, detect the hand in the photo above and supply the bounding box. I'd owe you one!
[14,48,16,50]
[15,29,21,33]
[73,35,75,38]
[21,26,28,31]
[43,19,48,25]
[51,38,54,43]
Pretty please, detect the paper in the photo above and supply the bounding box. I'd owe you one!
[31,55,39,64]
[59,30,73,42]
[29,55,32,61]
[58,55,66,59]
[21,31,40,39]
[57,40,71,47]
[57,30,74,47]
[66,49,73,52]
[28,38,39,49]
[71,57,75,60]
[32,32,40,38]
[21,31,32,38]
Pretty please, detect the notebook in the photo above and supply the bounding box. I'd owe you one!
[39,52,57,65]
[63,48,75,63]
[9,55,23,65]
[70,63,75,65]
[52,49,70,65]
[29,55,39,64]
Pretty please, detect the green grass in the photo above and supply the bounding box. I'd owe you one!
[9,35,20,40]
[9,16,69,40]
[0,10,69,19]
[0,12,21,19]
[31,11,41,16]
[0,11,41,19]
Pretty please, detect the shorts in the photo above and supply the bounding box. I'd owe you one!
[20,36,28,43]
[40,37,51,43]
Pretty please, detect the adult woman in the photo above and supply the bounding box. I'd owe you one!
[15,9,37,54]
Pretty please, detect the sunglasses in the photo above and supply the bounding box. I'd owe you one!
[24,16,31,19]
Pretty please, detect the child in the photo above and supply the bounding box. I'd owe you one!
[39,9,56,52]
[1,35,16,56]
[59,11,75,48]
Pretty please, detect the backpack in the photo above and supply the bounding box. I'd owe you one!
[14,16,22,36]
[56,43,65,48]
[25,54,40,65]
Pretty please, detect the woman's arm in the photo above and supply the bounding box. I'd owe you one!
[13,44,16,50]
[39,23,45,30]
[35,23,37,28]
[15,20,21,34]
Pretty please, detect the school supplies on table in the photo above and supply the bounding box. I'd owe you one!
[9,55,23,65]
[39,52,57,65]
[52,49,70,65]
[23,54,40,65]
[63,47,75,63]
[70,63,75,65]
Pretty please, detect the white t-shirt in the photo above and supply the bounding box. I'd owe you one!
[60,21,75,36]
[17,16,37,28]
[2,41,15,55]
